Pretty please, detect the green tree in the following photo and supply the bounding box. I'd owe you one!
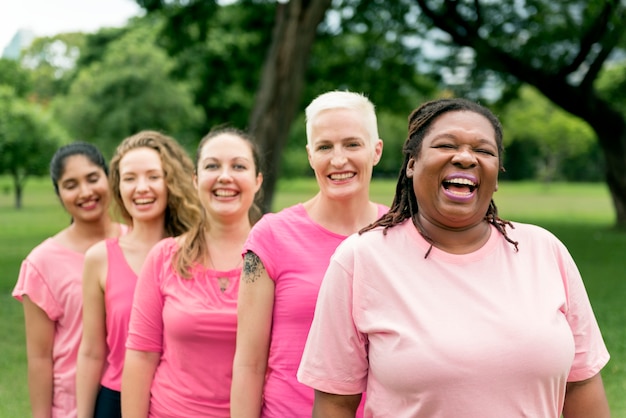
[52,20,204,157]
[409,0,626,227]
[0,58,32,97]
[501,86,599,182]
[0,87,69,208]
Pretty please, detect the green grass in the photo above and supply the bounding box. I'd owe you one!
[1,176,624,415]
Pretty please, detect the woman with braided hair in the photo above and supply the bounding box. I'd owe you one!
[297,98,611,417]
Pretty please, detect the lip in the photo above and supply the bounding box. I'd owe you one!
[78,197,100,210]
[441,172,478,202]
[213,188,239,198]
[328,171,356,182]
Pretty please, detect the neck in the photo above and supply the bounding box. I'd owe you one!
[205,214,252,247]
[415,216,491,255]
[124,217,167,248]
[71,216,116,241]
[303,192,379,236]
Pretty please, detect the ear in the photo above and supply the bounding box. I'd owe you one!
[495,182,498,192]
[255,172,264,193]
[193,173,198,189]
[406,158,416,178]
[306,144,314,169]
[372,139,383,166]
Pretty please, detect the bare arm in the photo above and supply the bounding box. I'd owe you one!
[312,390,361,418]
[562,372,611,418]
[121,349,160,418]
[230,251,275,418]
[76,244,108,418]
[22,295,55,418]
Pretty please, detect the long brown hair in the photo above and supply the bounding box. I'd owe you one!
[174,127,264,278]
[109,130,202,237]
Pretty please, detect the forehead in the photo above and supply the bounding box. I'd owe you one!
[426,111,496,142]
[119,147,162,171]
[310,108,370,141]
[59,155,103,179]
[200,134,253,159]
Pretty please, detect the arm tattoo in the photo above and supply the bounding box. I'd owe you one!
[242,251,264,284]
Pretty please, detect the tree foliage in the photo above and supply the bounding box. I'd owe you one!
[0,87,69,208]
[52,19,204,158]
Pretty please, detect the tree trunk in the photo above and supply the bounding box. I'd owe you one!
[13,173,23,210]
[248,0,332,213]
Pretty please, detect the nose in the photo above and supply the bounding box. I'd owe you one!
[78,181,92,197]
[218,167,233,182]
[136,176,149,192]
[451,147,477,168]
[330,147,347,167]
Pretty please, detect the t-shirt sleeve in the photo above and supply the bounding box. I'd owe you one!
[243,215,278,280]
[13,256,63,321]
[126,240,168,352]
[297,240,369,395]
[558,241,610,381]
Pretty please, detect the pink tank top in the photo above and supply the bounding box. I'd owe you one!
[101,238,138,391]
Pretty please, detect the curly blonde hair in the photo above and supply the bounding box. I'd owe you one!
[109,130,202,237]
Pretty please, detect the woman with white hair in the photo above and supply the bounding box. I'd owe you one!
[231,90,387,418]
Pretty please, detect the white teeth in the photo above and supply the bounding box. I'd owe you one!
[135,198,154,205]
[214,190,236,197]
[330,173,354,180]
[446,178,476,186]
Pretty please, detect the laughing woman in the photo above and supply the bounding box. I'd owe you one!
[76,131,201,418]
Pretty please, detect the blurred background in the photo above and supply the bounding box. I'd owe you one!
[0,0,624,222]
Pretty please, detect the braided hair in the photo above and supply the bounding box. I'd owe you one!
[360,98,519,255]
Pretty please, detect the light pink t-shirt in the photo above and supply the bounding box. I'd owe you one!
[298,220,610,418]
[13,238,84,418]
[101,238,137,391]
[126,237,240,418]
[243,203,387,418]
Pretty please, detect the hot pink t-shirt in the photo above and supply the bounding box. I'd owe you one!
[243,203,388,418]
[126,237,240,418]
[101,238,137,391]
[298,220,610,418]
[13,238,84,418]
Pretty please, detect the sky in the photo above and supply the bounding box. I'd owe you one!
[0,0,143,52]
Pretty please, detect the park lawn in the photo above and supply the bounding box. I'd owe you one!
[0,176,624,415]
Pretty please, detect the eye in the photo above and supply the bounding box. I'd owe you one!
[87,174,100,183]
[346,142,361,148]
[204,163,219,170]
[316,144,332,151]
[476,148,496,156]
[233,164,247,171]
[434,144,455,149]
[149,174,161,180]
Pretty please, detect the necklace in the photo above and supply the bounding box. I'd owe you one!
[206,247,243,293]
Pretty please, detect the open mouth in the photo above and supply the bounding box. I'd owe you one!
[329,172,355,181]
[442,178,477,195]
[134,198,156,205]
[214,189,237,197]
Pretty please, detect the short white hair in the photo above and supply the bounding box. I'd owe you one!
[305,90,379,146]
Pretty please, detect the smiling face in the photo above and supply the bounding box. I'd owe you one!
[56,155,111,223]
[118,147,168,223]
[306,108,383,201]
[407,110,500,230]
[195,133,262,222]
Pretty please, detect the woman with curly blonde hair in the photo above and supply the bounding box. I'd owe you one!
[77,131,201,418]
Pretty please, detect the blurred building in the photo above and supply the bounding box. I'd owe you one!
[2,29,35,59]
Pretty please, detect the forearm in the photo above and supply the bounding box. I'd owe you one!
[562,373,611,418]
[76,353,106,418]
[121,350,159,418]
[27,357,53,418]
[230,366,266,418]
[312,390,361,418]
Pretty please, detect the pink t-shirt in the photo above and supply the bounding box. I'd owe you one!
[297,220,610,418]
[13,238,84,418]
[126,237,240,418]
[243,203,388,418]
[101,238,138,391]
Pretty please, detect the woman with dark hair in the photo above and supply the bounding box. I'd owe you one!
[297,98,611,418]
[76,131,201,418]
[13,142,126,418]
